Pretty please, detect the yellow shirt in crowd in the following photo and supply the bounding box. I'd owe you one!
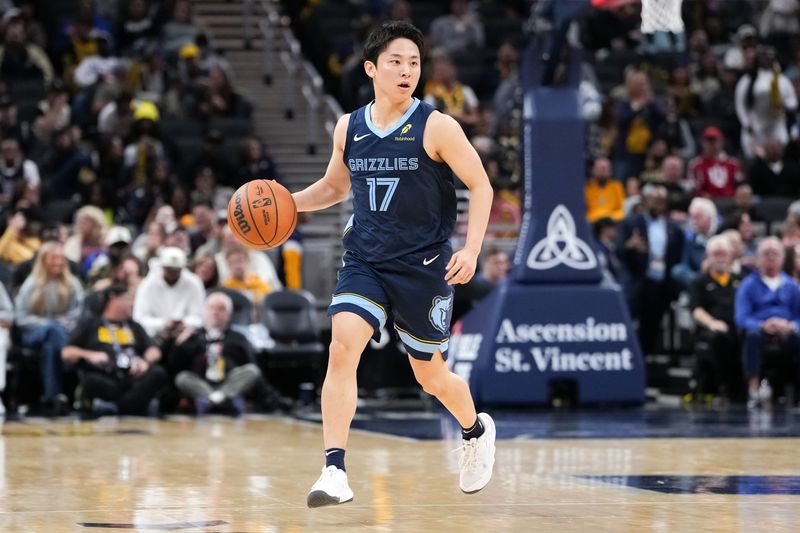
[584,179,625,223]
[223,274,271,303]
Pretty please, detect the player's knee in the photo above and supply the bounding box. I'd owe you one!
[416,373,447,398]
[327,340,358,374]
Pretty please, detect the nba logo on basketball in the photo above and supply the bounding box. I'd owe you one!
[251,197,273,210]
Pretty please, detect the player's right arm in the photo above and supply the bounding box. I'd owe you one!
[292,114,351,212]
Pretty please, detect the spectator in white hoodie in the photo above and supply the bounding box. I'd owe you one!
[132,246,204,341]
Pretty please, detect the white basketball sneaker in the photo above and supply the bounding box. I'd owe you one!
[307,465,354,508]
[459,412,496,493]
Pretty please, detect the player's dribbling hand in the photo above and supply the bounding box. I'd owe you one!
[445,248,478,285]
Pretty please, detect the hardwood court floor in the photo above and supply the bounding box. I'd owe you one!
[0,416,798,532]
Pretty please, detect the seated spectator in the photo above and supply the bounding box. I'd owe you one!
[215,225,282,291]
[429,0,484,57]
[86,226,135,287]
[661,156,692,215]
[187,201,219,254]
[63,205,108,275]
[688,126,743,198]
[0,137,41,205]
[722,220,758,274]
[0,13,53,83]
[169,185,192,227]
[0,95,33,151]
[59,15,100,84]
[32,80,72,145]
[97,91,134,139]
[735,46,797,158]
[62,284,166,416]
[667,65,701,119]
[10,223,78,291]
[193,65,250,120]
[222,247,272,303]
[0,211,40,266]
[183,129,236,188]
[93,254,143,293]
[691,51,722,108]
[672,197,718,290]
[122,101,167,187]
[423,50,479,133]
[191,252,219,290]
[161,0,204,55]
[133,246,204,340]
[15,242,83,414]
[72,29,119,89]
[585,157,624,223]
[163,225,192,258]
[116,0,157,54]
[748,137,800,197]
[0,281,12,415]
[477,40,519,102]
[475,248,510,286]
[131,221,165,269]
[721,183,764,226]
[689,235,744,401]
[40,126,95,203]
[639,138,670,184]
[172,291,262,415]
[238,136,279,184]
[723,24,758,72]
[735,237,800,408]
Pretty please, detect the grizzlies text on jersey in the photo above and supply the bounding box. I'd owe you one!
[342,98,456,262]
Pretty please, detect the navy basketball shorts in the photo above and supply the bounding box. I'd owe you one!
[328,245,454,361]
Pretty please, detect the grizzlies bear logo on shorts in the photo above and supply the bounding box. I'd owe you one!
[429,294,453,334]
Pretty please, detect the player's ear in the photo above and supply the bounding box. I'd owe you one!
[364,60,376,79]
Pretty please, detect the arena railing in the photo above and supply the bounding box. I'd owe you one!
[243,0,344,156]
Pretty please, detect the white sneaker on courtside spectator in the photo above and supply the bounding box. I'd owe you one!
[459,412,496,493]
[307,465,354,508]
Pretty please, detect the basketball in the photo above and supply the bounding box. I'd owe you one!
[227,179,297,250]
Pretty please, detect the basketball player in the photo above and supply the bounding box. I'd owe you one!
[291,21,495,507]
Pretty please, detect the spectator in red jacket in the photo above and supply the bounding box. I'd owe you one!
[688,126,744,198]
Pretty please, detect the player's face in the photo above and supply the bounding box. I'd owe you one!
[367,38,420,101]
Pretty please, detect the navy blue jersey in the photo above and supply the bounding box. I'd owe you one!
[342,98,456,262]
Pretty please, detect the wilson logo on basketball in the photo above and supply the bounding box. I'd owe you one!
[232,192,252,234]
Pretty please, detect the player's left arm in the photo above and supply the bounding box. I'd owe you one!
[428,112,493,285]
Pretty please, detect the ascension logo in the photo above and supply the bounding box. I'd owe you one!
[527,205,597,270]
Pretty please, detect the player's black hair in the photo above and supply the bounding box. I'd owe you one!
[362,21,425,65]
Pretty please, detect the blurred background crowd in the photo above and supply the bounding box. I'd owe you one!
[2,0,800,417]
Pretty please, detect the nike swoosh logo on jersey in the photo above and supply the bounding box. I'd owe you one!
[423,254,440,266]
[353,133,371,141]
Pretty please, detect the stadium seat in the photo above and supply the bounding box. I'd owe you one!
[258,289,326,399]
[260,289,323,347]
